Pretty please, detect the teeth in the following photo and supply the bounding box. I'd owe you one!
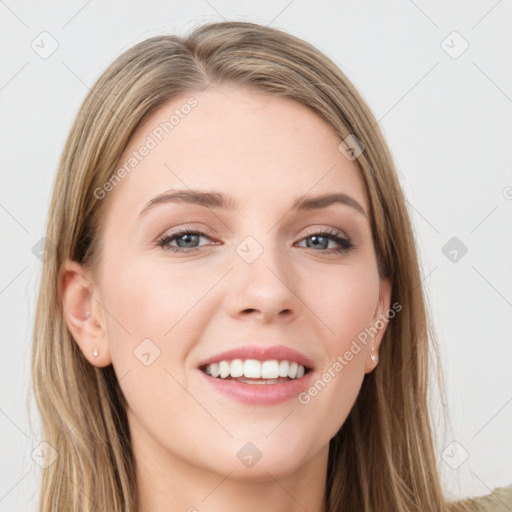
[209,362,220,378]
[261,360,279,379]
[219,360,230,379]
[203,359,307,380]
[244,359,261,378]
[230,359,244,378]
[278,360,289,377]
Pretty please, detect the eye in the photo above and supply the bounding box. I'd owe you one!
[156,227,354,255]
[156,228,214,253]
[296,228,354,254]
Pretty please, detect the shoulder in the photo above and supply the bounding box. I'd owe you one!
[453,483,512,511]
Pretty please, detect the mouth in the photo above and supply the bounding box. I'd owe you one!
[199,359,312,385]
[196,344,315,403]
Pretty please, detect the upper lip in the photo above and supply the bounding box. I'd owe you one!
[198,344,315,370]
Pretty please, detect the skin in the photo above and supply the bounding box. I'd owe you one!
[60,84,391,512]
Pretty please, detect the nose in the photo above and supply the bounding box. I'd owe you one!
[224,239,300,324]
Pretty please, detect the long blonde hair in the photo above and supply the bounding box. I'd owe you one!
[31,20,470,511]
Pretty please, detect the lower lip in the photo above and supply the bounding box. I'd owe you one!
[198,369,315,405]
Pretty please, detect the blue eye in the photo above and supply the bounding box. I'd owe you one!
[157,229,210,253]
[298,229,354,253]
[156,228,354,254]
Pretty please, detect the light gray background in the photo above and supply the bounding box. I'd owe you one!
[1,1,511,510]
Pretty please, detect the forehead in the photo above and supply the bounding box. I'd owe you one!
[103,85,369,223]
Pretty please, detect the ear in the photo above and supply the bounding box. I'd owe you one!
[364,276,392,374]
[59,259,112,368]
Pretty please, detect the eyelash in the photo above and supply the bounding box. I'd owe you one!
[156,227,354,255]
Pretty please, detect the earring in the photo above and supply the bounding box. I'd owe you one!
[370,348,377,362]
[92,346,99,357]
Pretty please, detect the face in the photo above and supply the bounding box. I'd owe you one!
[62,84,391,484]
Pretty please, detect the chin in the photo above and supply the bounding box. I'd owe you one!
[201,436,319,481]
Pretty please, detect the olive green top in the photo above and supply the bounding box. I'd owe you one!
[453,484,512,511]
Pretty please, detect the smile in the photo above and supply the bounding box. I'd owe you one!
[197,344,315,404]
[200,358,309,383]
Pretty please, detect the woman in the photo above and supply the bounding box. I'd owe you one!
[31,20,511,511]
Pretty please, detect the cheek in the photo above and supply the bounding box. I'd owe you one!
[101,259,201,433]
[102,253,198,337]
[305,263,380,348]
[299,266,378,429]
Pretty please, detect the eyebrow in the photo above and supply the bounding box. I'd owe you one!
[139,189,367,217]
